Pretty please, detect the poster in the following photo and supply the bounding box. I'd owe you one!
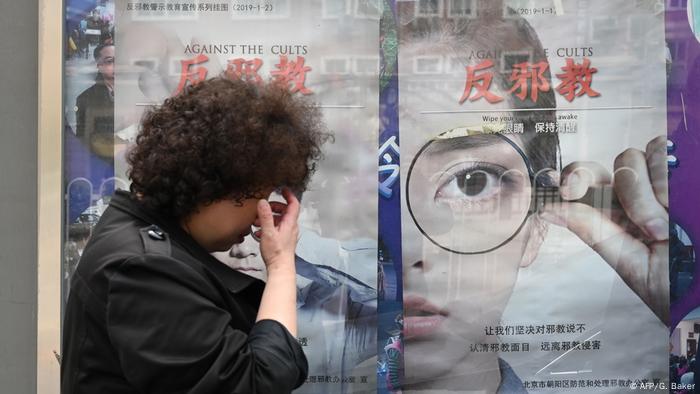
[112,2,380,393]
[392,0,669,392]
[63,0,380,393]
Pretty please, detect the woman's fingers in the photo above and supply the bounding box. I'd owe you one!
[268,201,288,214]
[253,201,287,229]
[256,199,275,235]
[278,187,301,229]
[252,188,299,243]
[613,148,668,241]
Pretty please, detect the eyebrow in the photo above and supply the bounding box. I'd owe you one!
[423,135,500,156]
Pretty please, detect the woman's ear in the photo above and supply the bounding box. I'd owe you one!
[520,216,548,267]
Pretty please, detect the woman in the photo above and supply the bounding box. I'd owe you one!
[61,77,330,393]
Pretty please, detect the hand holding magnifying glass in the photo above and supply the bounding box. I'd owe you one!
[406,129,669,324]
[540,135,669,325]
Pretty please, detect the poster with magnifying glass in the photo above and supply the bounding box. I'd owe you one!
[393,0,669,392]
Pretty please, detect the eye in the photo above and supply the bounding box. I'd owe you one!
[457,171,491,197]
[434,163,506,203]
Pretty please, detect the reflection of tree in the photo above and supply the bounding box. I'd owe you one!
[311,74,376,106]
[297,72,379,241]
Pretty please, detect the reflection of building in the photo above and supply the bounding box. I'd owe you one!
[125,0,380,107]
[399,1,664,112]
[115,0,380,242]
[671,309,699,391]
[672,309,700,359]
[412,0,477,17]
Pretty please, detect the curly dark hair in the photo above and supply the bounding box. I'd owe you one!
[127,77,330,220]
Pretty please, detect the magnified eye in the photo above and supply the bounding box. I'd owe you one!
[458,171,490,196]
[434,163,506,203]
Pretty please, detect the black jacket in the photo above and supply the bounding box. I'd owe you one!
[61,191,308,393]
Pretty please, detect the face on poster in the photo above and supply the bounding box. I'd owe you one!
[397,0,668,392]
[113,1,379,392]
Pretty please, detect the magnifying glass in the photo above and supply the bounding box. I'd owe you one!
[406,126,618,255]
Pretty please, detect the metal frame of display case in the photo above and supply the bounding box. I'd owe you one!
[37,0,63,392]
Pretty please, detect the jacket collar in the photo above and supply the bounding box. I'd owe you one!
[109,190,260,293]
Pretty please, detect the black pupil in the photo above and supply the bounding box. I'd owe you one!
[458,172,487,196]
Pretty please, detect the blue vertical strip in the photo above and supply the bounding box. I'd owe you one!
[667,0,700,329]
[377,0,403,392]
[64,0,117,221]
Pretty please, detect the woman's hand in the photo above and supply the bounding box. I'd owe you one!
[254,187,301,336]
[541,135,670,325]
[255,187,300,273]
